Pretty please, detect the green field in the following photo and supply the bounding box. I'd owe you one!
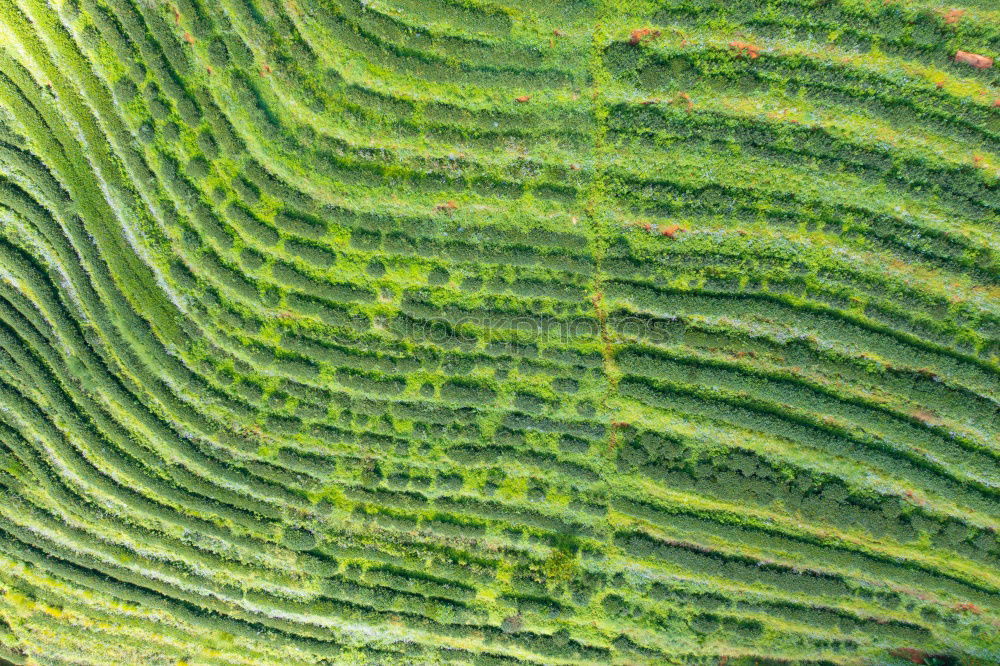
[0,0,997,663]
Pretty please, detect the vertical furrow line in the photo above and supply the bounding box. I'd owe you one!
[585,6,621,456]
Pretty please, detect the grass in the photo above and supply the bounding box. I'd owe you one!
[0,0,996,663]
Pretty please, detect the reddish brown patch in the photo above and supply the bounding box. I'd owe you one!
[955,51,993,69]
[238,424,265,439]
[553,29,565,37]
[973,154,985,167]
[172,6,181,23]
[629,29,649,45]
[434,201,458,212]
[206,66,213,75]
[730,41,761,59]
[890,648,929,664]
[629,28,660,46]
[183,32,195,44]
[642,223,652,231]
[944,8,965,24]
[261,63,272,76]
[889,648,962,665]
[954,602,983,614]
[609,421,629,450]
[569,163,581,170]
[676,91,694,112]
[639,98,659,105]
[993,98,1000,108]
[515,95,531,103]
[660,224,686,238]
[936,81,945,89]
[904,489,929,507]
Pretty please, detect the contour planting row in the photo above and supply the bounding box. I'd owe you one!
[0,227,992,652]
[0,252,988,656]
[0,0,998,662]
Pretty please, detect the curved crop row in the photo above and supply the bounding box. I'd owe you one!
[0,0,996,664]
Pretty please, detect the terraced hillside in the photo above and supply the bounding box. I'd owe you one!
[0,0,997,663]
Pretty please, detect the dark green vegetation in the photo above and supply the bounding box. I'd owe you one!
[0,0,997,663]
